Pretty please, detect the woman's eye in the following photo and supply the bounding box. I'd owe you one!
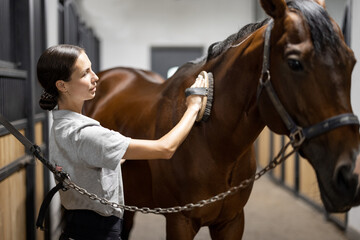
[287,59,303,71]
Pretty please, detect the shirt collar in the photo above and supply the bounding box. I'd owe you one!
[52,110,100,125]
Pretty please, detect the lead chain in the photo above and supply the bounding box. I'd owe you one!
[61,140,297,214]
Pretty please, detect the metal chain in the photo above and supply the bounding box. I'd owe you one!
[59,140,297,214]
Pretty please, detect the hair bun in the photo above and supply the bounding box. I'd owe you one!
[39,90,57,110]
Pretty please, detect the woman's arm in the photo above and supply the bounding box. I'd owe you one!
[122,76,205,160]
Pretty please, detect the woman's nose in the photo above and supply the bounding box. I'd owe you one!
[91,70,99,82]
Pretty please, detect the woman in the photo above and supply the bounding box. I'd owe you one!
[37,44,205,239]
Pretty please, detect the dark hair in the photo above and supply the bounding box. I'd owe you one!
[37,44,84,110]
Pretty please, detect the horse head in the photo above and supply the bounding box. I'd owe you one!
[257,0,360,212]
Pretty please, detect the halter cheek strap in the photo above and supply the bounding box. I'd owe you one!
[257,19,359,148]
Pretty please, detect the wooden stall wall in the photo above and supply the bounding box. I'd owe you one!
[255,127,348,230]
[35,122,45,240]
[0,0,48,239]
[0,133,26,240]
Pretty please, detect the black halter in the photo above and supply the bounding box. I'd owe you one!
[257,19,359,148]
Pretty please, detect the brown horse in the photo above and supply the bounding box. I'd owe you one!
[83,0,360,239]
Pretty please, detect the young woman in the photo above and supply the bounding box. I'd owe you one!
[37,44,205,240]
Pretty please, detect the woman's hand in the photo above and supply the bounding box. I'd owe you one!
[186,74,205,113]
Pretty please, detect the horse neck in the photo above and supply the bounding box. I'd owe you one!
[203,29,267,153]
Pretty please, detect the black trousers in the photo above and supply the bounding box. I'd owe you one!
[59,209,123,240]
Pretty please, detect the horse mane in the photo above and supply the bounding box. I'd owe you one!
[206,18,270,61]
[186,18,269,66]
[286,0,340,54]
[203,0,340,63]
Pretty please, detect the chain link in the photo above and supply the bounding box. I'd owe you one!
[58,140,297,214]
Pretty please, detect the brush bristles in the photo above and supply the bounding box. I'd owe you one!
[201,72,214,122]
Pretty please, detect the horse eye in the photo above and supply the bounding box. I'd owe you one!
[287,59,303,71]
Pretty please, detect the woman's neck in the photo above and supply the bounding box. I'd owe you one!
[57,98,84,113]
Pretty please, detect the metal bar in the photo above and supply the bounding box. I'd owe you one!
[0,117,45,137]
[0,67,27,79]
[27,0,37,236]
[35,112,47,122]
[269,131,274,177]
[294,152,300,194]
[0,114,35,152]
[0,118,27,136]
[13,0,37,237]
[42,119,51,240]
[281,136,285,183]
[0,142,46,183]
[0,60,17,69]
[326,213,348,231]
[0,155,32,182]
[39,0,50,235]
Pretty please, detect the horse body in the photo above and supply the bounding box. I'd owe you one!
[83,0,360,239]
[85,56,262,238]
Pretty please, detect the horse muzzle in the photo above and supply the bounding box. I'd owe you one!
[319,155,360,213]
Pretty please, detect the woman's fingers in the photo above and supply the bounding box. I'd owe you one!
[192,73,206,88]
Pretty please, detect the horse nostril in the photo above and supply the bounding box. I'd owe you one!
[335,165,358,194]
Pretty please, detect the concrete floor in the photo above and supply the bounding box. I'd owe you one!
[129,176,360,240]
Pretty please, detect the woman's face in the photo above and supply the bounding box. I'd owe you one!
[65,51,99,101]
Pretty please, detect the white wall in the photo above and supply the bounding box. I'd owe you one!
[45,0,59,47]
[76,0,255,71]
[349,0,360,233]
[351,0,360,116]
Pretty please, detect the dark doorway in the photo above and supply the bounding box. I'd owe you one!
[151,47,203,79]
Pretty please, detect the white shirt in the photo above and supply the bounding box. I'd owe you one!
[50,110,130,218]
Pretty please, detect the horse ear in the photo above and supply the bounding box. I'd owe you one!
[313,0,326,9]
[260,0,287,19]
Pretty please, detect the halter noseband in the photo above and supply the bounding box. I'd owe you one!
[257,19,359,148]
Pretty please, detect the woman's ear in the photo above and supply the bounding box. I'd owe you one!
[56,80,67,93]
